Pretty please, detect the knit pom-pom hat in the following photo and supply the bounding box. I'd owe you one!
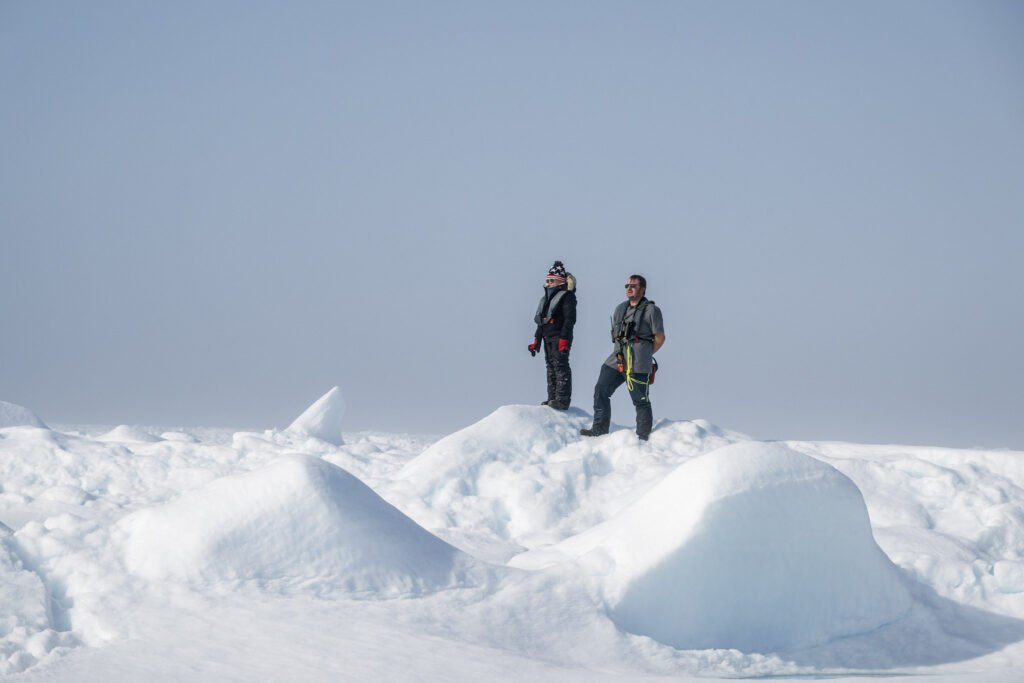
[545,261,567,284]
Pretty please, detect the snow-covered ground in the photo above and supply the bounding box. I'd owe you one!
[2,393,1023,681]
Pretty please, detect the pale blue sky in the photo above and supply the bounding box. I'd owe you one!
[2,1,1022,447]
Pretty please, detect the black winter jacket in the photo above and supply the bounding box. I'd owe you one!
[533,281,577,343]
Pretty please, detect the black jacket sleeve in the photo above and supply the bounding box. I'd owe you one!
[559,292,577,342]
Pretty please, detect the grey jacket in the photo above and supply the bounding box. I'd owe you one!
[603,298,664,374]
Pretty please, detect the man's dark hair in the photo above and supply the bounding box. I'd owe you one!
[628,274,647,290]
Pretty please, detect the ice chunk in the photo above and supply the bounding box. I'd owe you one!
[286,386,345,445]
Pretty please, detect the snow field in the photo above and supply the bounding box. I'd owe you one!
[1,393,1023,680]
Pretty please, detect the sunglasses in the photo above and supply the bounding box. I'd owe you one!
[624,283,641,289]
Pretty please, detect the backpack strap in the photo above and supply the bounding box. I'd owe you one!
[622,299,654,342]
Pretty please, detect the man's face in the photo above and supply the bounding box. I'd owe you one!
[625,279,644,301]
[545,277,561,288]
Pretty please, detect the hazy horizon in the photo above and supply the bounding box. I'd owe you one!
[3,1,1022,448]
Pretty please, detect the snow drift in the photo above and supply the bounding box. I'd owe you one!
[512,440,915,652]
[119,455,478,595]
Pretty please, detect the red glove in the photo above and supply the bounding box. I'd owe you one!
[528,339,539,357]
[558,339,570,352]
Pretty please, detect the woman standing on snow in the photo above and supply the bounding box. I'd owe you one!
[528,261,577,410]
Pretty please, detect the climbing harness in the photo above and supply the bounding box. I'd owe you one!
[621,344,654,396]
[611,300,657,393]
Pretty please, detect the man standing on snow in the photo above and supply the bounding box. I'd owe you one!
[581,274,665,441]
[529,261,577,410]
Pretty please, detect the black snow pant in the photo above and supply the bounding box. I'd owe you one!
[543,336,572,405]
[592,363,653,439]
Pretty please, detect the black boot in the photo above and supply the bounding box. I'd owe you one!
[548,400,569,411]
[580,422,608,437]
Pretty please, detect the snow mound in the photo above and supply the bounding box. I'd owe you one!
[96,425,162,443]
[388,405,744,562]
[512,441,915,653]
[119,455,476,595]
[398,404,588,485]
[0,401,47,429]
[286,386,345,445]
